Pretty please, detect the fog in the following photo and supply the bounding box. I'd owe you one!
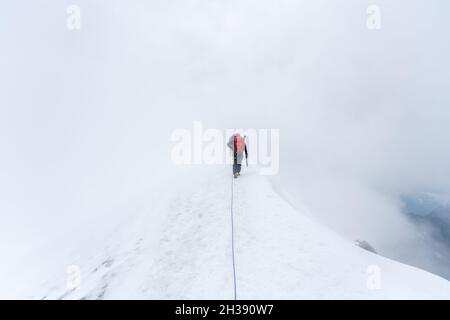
[1,1,450,278]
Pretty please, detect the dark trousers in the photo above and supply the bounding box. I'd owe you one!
[233,164,241,174]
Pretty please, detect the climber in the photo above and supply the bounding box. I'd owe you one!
[227,133,248,178]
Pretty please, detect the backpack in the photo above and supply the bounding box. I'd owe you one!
[234,135,245,152]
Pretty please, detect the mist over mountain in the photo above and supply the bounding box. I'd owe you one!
[399,193,450,279]
[1,0,450,298]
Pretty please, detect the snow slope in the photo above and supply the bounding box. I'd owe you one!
[2,166,450,299]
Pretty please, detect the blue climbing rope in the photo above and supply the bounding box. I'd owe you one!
[230,175,238,300]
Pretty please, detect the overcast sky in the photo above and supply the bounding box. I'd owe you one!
[1,0,450,273]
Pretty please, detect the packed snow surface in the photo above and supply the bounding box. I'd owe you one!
[2,166,450,299]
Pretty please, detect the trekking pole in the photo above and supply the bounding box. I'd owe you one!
[244,136,248,167]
